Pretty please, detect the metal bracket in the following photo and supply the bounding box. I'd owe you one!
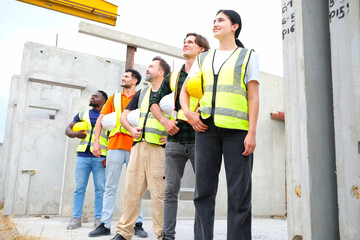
[22,170,36,175]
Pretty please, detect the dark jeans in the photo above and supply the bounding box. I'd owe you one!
[194,118,253,240]
[163,142,195,239]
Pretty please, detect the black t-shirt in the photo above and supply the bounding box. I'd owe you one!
[126,89,157,111]
[126,88,164,147]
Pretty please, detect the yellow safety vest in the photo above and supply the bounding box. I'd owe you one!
[77,109,108,156]
[134,87,169,145]
[109,92,132,137]
[169,69,200,122]
[198,47,253,130]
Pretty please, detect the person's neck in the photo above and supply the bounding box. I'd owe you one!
[218,38,238,51]
[184,57,195,73]
[150,78,163,92]
[123,86,136,97]
[92,106,102,111]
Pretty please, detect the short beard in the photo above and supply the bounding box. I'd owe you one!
[121,83,130,89]
[89,102,99,107]
[145,75,152,82]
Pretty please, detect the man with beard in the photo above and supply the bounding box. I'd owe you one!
[88,69,148,238]
[111,57,170,240]
[65,90,109,230]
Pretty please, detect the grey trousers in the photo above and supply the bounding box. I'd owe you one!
[162,141,195,239]
[194,118,253,240]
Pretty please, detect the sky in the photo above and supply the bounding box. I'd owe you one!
[0,0,284,142]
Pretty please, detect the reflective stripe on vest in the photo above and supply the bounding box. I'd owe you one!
[198,47,253,130]
[77,109,108,156]
[134,87,169,145]
[169,69,199,122]
[109,92,132,137]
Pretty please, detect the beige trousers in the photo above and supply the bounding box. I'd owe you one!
[116,141,165,240]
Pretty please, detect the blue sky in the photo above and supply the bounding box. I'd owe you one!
[0,0,284,142]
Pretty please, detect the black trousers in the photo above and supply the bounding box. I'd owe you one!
[194,117,253,240]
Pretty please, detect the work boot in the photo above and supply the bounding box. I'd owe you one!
[94,218,101,228]
[111,234,126,240]
[88,222,111,237]
[134,222,148,238]
[66,218,81,229]
[161,232,172,240]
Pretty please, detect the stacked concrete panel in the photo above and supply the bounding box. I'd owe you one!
[282,0,339,239]
[329,0,360,239]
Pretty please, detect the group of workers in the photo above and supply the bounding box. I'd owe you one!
[65,9,259,240]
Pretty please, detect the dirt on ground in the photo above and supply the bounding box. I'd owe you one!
[0,209,44,240]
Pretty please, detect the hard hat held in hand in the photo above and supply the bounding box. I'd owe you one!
[159,92,174,117]
[186,71,204,99]
[127,109,140,127]
[102,112,117,131]
[73,122,88,133]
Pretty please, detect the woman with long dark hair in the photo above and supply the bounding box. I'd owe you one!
[180,9,260,240]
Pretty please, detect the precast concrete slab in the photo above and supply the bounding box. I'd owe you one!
[282,0,339,239]
[329,0,360,239]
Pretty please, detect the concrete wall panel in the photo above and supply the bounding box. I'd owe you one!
[252,72,286,216]
[329,0,360,239]
[282,0,339,239]
[0,75,19,205]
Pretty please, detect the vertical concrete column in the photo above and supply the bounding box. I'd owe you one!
[281,0,339,239]
[126,45,137,69]
[329,0,360,239]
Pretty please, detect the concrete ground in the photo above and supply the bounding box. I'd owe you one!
[12,216,287,240]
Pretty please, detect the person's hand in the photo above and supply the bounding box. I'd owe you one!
[162,119,179,136]
[131,127,142,139]
[92,141,101,158]
[186,111,208,132]
[242,132,256,156]
[160,136,167,145]
[74,131,86,139]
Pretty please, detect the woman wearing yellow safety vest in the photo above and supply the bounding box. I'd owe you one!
[180,9,259,240]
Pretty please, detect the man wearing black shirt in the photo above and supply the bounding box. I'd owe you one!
[111,57,171,240]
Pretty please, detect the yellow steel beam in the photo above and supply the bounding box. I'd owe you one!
[16,0,118,26]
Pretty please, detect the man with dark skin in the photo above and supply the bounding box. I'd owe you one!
[65,90,108,230]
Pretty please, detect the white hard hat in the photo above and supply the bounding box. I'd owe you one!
[101,112,117,131]
[127,108,140,127]
[159,92,174,117]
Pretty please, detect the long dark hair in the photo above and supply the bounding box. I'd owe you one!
[216,9,244,48]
